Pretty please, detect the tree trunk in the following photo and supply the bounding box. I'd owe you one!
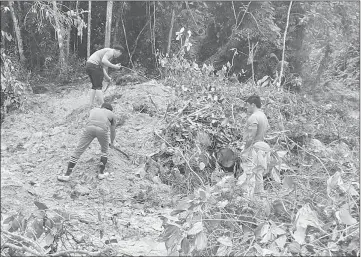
[112,1,121,46]
[104,1,113,48]
[65,1,72,59]
[74,0,79,53]
[277,1,293,88]
[166,9,175,56]
[315,43,331,85]
[9,0,25,65]
[87,0,91,59]
[51,0,66,71]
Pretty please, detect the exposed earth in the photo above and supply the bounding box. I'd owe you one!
[1,79,179,256]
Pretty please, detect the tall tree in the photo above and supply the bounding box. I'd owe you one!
[51,0,66,71]
[276,1,293,88]
[87,0,91,59]
[64,1,72,59]
[166,9,175,56]
[104,0,113,48]
[112,1,121,46]
[8,0,25,65]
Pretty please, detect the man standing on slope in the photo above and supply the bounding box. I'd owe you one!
[58,102,117,182]
[239,95,271,197]
[86,45,124,107]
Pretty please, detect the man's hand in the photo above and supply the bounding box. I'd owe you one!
[115,63,122,70]
[240,148,250,162]
[105,76,112,82]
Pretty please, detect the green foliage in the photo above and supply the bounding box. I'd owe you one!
[160,171,359,256]
[2,202,73,255]
[1,50,30,122]
[1,1,359,87]
[1,201,116,256]
[300,2,360,89]
[155,44,359,256]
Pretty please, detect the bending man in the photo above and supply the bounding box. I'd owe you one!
[86,45,124,107]
[240,95,271,197]
[58,103,117,181]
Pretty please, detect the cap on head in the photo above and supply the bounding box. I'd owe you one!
[113,44,124,52]
[101,102,113,111]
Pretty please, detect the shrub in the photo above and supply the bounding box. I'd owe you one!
[1,50,31,122]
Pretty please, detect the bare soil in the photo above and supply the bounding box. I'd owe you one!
[1,80,177,256]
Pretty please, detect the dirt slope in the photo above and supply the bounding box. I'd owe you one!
[1,80,177,256]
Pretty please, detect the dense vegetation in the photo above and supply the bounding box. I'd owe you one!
[1,1,359,256]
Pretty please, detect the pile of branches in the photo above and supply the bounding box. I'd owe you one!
[150,59,359,194]
[151,59,359,256]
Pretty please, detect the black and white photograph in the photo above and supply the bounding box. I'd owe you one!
[0,1,359,256]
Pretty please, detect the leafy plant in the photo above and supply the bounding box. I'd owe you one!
[1,201,116,256]
[1,50,30,121]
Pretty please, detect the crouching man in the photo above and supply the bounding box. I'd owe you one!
[239,95,271,197]
[58,103,117,182]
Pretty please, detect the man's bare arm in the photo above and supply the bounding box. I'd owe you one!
[103,67,111,81]
[102,51,121,69]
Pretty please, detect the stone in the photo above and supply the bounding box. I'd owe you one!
[74,184,90,196]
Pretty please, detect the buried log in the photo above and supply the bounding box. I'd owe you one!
[216,148,242,178]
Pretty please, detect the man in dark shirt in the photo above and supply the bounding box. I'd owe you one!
[58,103,117,182]
[239,95,271,197]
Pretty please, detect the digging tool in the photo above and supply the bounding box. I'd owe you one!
[103,79,113,93]
[110,145,130,160]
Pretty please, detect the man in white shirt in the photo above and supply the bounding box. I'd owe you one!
[240,95,271,197]
[86,45,124,107]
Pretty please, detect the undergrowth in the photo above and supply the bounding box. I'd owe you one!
[153,48,359,256]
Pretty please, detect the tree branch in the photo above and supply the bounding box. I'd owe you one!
[153,130,205,188]
[2,242,41,256]
[231,2,237,25]
[130,19,150,62]
[185,1,199,30]
[286,135,330,177]
[235,1,251,31]
[2,229,45,254]
[48,247,113,256]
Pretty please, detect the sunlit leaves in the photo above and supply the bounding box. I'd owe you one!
[293,203,322,244]
[187,222,203,235]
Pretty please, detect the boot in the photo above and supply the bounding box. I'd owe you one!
[97,162,109,180]
[57,162,75,182]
